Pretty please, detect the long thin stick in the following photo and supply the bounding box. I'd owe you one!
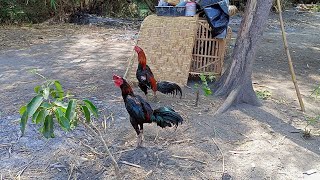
[119,161,141,168]
[277,0,305,112]
[212,138,225,173]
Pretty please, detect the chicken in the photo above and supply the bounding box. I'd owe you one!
[134,45,183,100]
[113,74,183,147]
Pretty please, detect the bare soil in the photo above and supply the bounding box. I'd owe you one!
[0,10,320,179]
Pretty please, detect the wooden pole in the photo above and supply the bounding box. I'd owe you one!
[276,0,305,112]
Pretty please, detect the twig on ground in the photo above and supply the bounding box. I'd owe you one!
[171,155,207,165]
[79,120,120,179]
[16,156,35,179]
[120,161,141,168]
[212,138,225,173]
[229,150,250,154]
[67,164,75,180]
[114,148,135,155]
[144,170,153,179]
[196,168,209,180]
[170,139,193,144]
[81,141,104,156]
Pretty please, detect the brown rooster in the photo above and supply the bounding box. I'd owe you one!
[134,46,182,100]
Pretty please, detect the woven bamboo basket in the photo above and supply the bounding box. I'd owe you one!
[190,19,232,76]
[127,15,198,86]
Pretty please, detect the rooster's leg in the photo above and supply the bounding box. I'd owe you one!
[137,133,142,147]
[139,124,144,142]
[131,118,142,147]
[152,91,158,102]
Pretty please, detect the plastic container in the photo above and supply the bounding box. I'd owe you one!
[155,6,186,16]
[185,2,196,16]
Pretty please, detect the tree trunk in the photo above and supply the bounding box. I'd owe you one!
[213,0,273,115]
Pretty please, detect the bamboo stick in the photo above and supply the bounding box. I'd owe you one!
[277,0,305,112]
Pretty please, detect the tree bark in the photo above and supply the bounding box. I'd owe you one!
[214,0,273,114]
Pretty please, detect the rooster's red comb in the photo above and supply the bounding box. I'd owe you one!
[113,74,122,80]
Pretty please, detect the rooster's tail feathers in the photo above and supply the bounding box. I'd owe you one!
[151,107,183,128]
[156,81,182,98]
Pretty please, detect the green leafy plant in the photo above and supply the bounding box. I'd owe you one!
[194,73,215,106]
[0,0,28,23]
[19,72,120,179]
[255,90,271,100]
[303,115,320,138]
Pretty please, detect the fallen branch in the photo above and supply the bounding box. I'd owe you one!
[120,161,141,168]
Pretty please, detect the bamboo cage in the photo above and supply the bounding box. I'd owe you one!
[190,19,232,76]
[127,6,236,85]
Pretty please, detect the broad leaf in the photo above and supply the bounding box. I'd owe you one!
[66,99,77,121]
[59,116,70,131]
[41,102,52,109]
[54,80,64,98]
[83,100,98,117]
[27,95,43,118]
[19,105,27,116]
[203,87,212,96]
[81,105,91,123]
[54,108,70,131]
[36,109,46,124]
[20,111,28,135]
[41,114,54,138]
[32,110,40,123]
[54,100,68,109]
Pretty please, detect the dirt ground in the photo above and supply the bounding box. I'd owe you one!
[0,10,320,180]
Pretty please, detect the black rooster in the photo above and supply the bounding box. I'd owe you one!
[113,75,183,147]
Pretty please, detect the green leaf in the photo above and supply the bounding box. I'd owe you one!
[26,95,43,118]
[54,108,70,131]
[66,99,77,121]
[54,80,64,98]
[34,85,41,93]
[81,105,91,123]
[53,100,68,109]
[40,102,52,109]
[83,100,98,117]
[50,0,57,10]
[41,114,54,138]
[20,111,28,135]
[43,87,50,100]
[200,74,206,82]
[36,109,46,124]
[32,110,40,123]
[50,88,57,99]
[59,116,70,131]
[203,87,212,96]
[19,105,27,116]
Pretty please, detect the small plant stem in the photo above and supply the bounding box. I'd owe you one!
[195,89,199,107]
[80,120,121,179]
